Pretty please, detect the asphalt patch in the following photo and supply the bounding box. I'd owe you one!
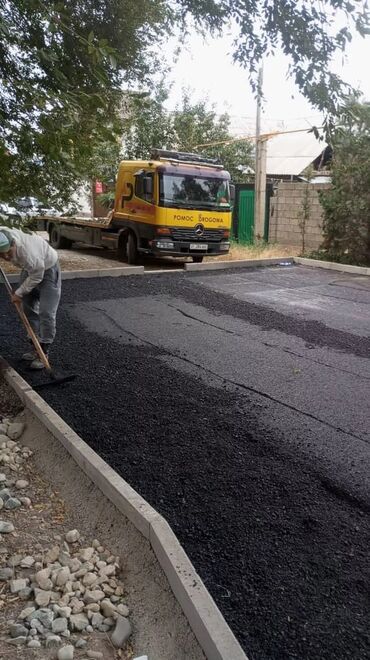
[0,271,369,660]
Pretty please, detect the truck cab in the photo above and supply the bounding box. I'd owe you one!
[111,149,233,263]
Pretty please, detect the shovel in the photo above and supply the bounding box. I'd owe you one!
[0,265,76,388]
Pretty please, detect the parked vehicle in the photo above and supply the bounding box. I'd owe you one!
[38,150,234,264]
[0,202,26,226]
[16,197,59,218]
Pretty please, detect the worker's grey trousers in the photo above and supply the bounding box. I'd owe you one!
[20,262,61,345]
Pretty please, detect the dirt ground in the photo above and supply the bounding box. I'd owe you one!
[1,235,298,275]
[0,379,205,660]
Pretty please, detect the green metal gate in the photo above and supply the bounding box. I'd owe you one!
[238,189,255,243]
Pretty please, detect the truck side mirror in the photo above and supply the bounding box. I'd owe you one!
[230,184,235,202]
[143,176,153,196]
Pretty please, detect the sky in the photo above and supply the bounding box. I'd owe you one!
[164,20,370,136]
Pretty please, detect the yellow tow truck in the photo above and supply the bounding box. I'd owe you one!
[39,149,234,264]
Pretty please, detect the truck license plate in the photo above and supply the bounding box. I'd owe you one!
[190,243,208,250]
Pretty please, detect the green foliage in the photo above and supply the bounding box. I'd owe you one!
[0,0,170,206]
[172,92,253,182]
[178,0,370,114]
[120,89,253,181]
[319,102,370,265]
[1,0,368,205]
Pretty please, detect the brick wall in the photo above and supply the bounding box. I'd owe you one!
[268,182,331,248]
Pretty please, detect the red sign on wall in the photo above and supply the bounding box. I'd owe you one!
[95,181,103,194]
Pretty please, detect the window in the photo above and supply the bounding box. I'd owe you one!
[134,171,154,203]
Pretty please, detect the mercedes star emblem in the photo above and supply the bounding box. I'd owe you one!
[194,224,204,237]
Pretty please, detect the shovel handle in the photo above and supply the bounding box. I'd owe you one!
[0,266,51,371]
[14,302,52,371]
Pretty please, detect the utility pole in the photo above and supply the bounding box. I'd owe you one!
[254,65,267,241]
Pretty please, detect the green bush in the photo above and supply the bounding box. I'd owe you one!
[319,102,370,266]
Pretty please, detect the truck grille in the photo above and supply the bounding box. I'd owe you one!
[171,228,224,242]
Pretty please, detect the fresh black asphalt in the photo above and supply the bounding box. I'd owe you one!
[0,264,369,659]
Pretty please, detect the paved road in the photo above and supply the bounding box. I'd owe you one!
[1,264,369,659]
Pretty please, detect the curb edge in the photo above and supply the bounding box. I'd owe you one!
[0,360,248,660]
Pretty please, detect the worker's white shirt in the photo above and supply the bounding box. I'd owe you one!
[0,227,58,297]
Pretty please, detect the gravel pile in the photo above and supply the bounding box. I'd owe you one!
[0,416,134,659]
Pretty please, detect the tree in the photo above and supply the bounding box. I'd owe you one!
[178,0,370,115]
[1,0,368,204]
[319,102,370,265]
[118,90,253,182]
[0,0,170,206]
[172,93,253,182]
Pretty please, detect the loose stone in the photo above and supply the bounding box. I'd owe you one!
[65,529,80,543]
[116,603,130,617]
[87,652,104,659]
[83,572,97,587]
[98,623,111,632]
[55,566,71,587]
[20,555,35,568]
[84,602,100,613]
[0,567,13,580]
[28,640,41,648]
[19,606,36,620]
[80,547,95,562]
[69,558,82,572]
[7,422,25,439]
[52,617,68,634]
[32,608,54,629]
[45,546,60,563]
[20,496,32,507]
[15,479,29,489]
[100,599,116,618]
[69,613,89,631]
[8,636,27,646]
[91,612,104,628]
[29,619,45,635]
[9,623,28,638]
[5,496,22,510]
[75,639,87,648]
[7,553,22,567]
[83,589,105,604]
[35,588,52,607]
[57,644,74,660]
[111,615,132,648]
[57,606,72,618]
[10,578,28,593]
[35,567,53,590]
[46,634,62,647]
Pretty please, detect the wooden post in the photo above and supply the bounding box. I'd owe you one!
[254,65,267,241]
[254,137,267,240]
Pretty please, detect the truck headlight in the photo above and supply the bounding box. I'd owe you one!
[220,242,230,250]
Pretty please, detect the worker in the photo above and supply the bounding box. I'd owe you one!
[0,227,61,370]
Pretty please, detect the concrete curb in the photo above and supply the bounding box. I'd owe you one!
[0,359,248,660]
[293,256,370,276]
[185,257,294,271]
[5,266,144,283]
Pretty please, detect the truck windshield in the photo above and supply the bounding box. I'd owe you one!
[159,174,230,210]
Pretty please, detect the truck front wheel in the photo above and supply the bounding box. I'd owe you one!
[49,224,72,250]
[126,232,140,265]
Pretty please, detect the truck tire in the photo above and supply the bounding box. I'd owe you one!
[49,224,72,249]
[192,255,204,263]
[126,232,140,265]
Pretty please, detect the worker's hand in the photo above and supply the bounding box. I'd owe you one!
[11,293,22,304]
